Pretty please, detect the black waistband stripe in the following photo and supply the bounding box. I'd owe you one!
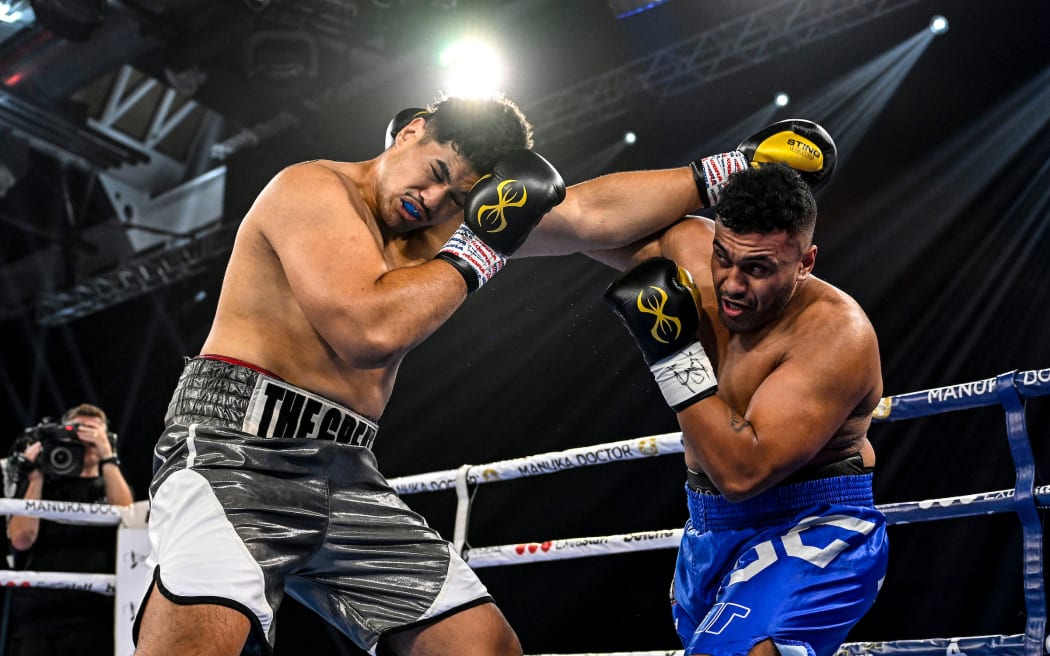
[244,377,378,448]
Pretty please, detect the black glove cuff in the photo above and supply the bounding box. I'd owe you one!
[690,160,713,208]
[435,253,481,293]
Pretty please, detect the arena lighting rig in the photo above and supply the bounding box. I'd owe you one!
[30,0,926,326]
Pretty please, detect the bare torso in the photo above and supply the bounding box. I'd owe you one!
[659,216,881,476]
[200,159,458,420]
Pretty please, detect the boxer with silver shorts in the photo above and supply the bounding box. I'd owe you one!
[138,356,490,654]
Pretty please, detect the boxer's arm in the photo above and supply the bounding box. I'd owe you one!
[517,119,836,258]
[514,167,699,258]
[257,165,468,369]
[676,305,879,501]
[585,233,664,271]
[587,215,716,272]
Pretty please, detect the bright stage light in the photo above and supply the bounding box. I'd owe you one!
[440,39,505,98]
[929,15,949,35]
[623,131,637,145]
[0,2,25,23]
[774,92,790,107]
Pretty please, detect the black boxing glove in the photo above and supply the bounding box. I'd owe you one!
[604,257,717,411]
[691,119,837,207]
[437,150,566,292]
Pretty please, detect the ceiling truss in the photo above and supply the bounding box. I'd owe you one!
[524,0,922,145]
[11,0,922,325]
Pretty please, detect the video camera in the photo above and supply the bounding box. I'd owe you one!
[18,420,85,477]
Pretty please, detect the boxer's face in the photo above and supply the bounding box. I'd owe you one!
[711,218,815,332]
[379,118,479,234]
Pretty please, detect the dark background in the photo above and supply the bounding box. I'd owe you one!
[0,0,1048,653]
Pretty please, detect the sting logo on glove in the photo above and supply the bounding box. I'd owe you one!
[636,286,684,345]
[750,133,824,172]
[473,177,528,234]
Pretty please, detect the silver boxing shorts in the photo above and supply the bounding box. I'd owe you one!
[135,356,491,655]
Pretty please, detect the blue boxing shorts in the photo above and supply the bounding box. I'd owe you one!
[671,474,888,656]
[135,356,492,656]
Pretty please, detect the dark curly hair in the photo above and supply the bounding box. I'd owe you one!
[716,163,817,246]
[422,95,534,174]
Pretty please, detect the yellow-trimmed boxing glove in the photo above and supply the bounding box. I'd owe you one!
[437,149,566,292]
[692,118,837,207]
[604,257,717,411]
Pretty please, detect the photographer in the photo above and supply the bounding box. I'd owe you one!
[4,403,133,656]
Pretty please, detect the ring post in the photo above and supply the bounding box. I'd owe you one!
[996,371,1046,656]
[453,464,473,555]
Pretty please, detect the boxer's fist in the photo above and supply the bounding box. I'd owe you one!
[736,119,836,191]
[604,258,717,410]
[691,119,836,207]
[604,257,701,365]
[463,150,566,255]
[437,149,566,292]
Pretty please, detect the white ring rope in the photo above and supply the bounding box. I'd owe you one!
[389,432,685,495]
[466,528,682,568]
[523,633,1029,656]
[0,370,1043,655]
[390,430,1050,568]
[0,570,116,595]
[0,499,146,593]
[0,497,123,525]
[460,484,1050,568]
[389,369,1049,656]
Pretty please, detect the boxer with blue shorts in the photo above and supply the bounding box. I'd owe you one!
[672,472,888,656]
[603,153,888,656]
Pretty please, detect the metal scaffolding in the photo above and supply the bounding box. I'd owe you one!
[32,0,923,325]
[35,222,238,327]
[524,0,922,145]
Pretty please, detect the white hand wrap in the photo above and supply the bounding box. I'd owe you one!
[691,150,749,207]
[438,223,507,290]
[649,341,718,411]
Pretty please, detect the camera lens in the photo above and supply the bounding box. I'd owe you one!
[49,448,71,467]
[41,442,83,477]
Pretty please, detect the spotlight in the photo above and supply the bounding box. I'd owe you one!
[774,92,790,108]
[929,15,948,35]
[623,131,637,145]
[0,2,27,22]
[440,39,504,98]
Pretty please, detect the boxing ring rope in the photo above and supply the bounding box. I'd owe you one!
[0,370,1045,656]
[0,499,138,595]
[389,369,1050,656]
